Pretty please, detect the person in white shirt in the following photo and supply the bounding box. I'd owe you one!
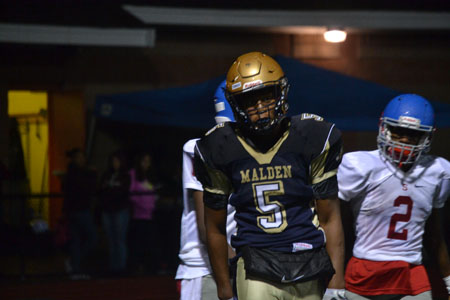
[175,80,237,300]
[338,94,450,300]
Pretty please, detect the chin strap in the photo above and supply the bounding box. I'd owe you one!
[444,275,450,294]
[323,289,347,300]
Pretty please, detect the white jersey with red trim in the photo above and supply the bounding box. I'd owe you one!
[338,150,450,265]
[176,139,236,280]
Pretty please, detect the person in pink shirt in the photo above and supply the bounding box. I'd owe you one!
[128,152,159,274]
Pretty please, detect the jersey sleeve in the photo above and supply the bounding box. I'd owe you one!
[193,138,233,210]
[433,157,450,208]
[182,139,203,192]
[310,124,343,199]
[337,152,369,201]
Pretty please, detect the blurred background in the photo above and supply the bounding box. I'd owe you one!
[0,1,449,299]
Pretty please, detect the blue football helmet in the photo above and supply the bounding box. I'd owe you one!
[377,94,435,166]
[214,79,235,124]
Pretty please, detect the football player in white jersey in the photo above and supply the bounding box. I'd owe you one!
[338,94,450,300]
[175,80,237,300]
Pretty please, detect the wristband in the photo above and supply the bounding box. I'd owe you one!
[444,275,450,295]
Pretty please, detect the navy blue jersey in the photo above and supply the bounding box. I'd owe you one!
[194,114,342,253]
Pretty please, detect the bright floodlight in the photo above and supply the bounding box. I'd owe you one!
[324,29,347,43]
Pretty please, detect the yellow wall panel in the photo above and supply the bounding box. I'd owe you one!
[8,91,49,222]
[8,91,47,116]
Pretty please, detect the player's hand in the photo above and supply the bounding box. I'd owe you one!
[218,285,234,300]
[323,288,347,300]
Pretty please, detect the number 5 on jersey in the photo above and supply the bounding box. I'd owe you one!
[252,181,288,233]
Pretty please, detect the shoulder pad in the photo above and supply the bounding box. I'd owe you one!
[205,122,227,136]
[300,113,324,121]
[436,157,450,179]
[342,151,380,175]
[290,114,337,137]
[201,122,236,142]
[197,122,239,167]
[287,114,342,160]
[183,138,200,155]
[418,155,450,180]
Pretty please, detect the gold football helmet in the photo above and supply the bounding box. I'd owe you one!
[225,52,289,132]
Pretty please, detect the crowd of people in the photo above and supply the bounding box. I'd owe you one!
[62,148,162,278]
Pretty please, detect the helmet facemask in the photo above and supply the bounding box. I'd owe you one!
[377,117,433,167]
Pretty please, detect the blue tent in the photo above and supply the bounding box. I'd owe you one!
[94,55,450,131]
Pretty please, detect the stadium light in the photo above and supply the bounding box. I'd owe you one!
[323,29,347,43]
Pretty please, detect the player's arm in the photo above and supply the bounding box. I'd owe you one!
[227,244,236,259]
[339,199,355,266]
[425,207,450,297]
[194,141,234,300]
[194,189,236,259]
[430,209,450,278]
[426,174,450,297]
[205,202,233,300]
[192,189,207,243]
[310,124,346,292]
[193,169,234,298]
[316,196,346,290]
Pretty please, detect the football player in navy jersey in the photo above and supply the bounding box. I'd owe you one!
[194,52,346,300]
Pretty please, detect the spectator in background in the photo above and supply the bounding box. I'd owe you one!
[63,147,97,279]
[128,152,158,274]
[99,151,131,275]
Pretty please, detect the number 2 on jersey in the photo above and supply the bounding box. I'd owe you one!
[387,196,413,240]
[252,181,288,233]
